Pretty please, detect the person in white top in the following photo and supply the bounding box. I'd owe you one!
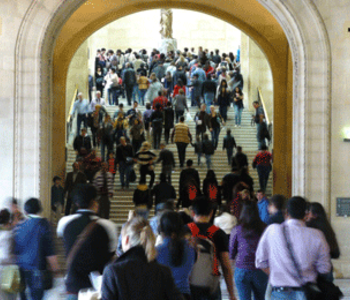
[104,68,119,105]
[214,204,237,238]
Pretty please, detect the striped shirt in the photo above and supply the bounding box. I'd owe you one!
[93,171,114,195]
[135,150,156,165]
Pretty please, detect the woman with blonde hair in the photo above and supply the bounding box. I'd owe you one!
[101,216,183,300]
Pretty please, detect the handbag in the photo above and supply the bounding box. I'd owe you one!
[282,225,343,300]
[129,168,136,183]
[1,265,24,293]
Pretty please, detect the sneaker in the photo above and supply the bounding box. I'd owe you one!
[234,125,238,128]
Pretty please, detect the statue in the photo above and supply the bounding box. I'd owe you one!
[160,9,173,39]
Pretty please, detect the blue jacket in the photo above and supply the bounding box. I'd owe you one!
[258,197,269,224]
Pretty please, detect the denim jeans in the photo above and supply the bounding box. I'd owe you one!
[132,84,139,102]
[271,290,306,300]
[197,153,202,166]
[211,127,220,149]
[108,88,117,105]
[256,123,267,149]
[119,161,132,188]
[219,105,228,122]
[153,127,162,149]
[256,164,272,192]
[76,114,87,136]
[234,267,268,300]
[226,148,233,165]
[100,136,112,161]
[20,270,45,300]
[204,92,215,113]
[205,154,212,170]
[234,105,243,125]
[138,89,147,105]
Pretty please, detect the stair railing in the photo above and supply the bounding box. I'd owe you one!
[257,87,273,145]
[67,84,79,142]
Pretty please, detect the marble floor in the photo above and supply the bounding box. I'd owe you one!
[39,277,350,299]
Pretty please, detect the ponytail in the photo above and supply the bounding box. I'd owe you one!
[123,216,157,262]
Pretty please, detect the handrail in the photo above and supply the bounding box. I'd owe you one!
[257,87,271,125]
[67,84,79,123]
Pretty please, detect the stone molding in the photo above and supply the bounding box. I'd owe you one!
[13,0,331,214]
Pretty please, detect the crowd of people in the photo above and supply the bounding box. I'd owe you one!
[0,184,342,300]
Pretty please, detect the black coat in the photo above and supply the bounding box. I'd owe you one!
[164,107,175,129]
[101,246,183,300]
[64,172,87,195]
[152,182,176,206]
[73,135,92,153]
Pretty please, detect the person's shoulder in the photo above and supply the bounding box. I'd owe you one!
[57,214,82,236]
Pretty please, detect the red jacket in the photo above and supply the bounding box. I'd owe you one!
[172,85,186,98]
[152,96,168,111]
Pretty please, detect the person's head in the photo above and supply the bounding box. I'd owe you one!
[210,105,215,114]
[72,184,98,211]
[179,116,185,123]
[121,216,156,262]
[286,196,307,220]
[206,169,216,180]
[201,103,206,112]
[256,190,265,202]
[78,92,83,100]
[110,68,116,74]
[101,161,108,173]
[155,103,161,111]
[235,87,242,94]
[0,209,11,226]
[227,129,231,136]
[203,133,209,141]
[253,101,259,109]
[220,79,228,88]
[237,146,242,152]
[268,194,286,215]
[119,103,124,110]
[179,89,184,96]
[119,136,127,146]
[215,49,219,54]
[159,211,185,266]
[186,159,193,168]
[158,91,162,97]
[191,196,213,219]
[53,176,61,186]
[24,198,42,215]
[96,91,101,98]
[177,79,183,87]
[141,141,151,152]
[81,128,87,136]
[239,201,266,237]
[133,101,138,109]
[73,162,79,172]
[309,202,327,220]
[108,152,114,159]
[145,102,151,110]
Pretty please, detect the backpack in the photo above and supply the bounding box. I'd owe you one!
[204,141,215,155]
[187,223,220,294]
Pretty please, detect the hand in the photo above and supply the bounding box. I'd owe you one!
[210,128,213,132]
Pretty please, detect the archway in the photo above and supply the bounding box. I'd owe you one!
[13,0,330,218]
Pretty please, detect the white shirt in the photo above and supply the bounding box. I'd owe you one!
[214,212,237,235]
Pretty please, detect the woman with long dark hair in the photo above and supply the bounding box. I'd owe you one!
[229,201,268,300]
[101,216,183,299]
[306,202,340,282]
[216,79,231,122]
[233,86,244,127]
[156,211,195,299]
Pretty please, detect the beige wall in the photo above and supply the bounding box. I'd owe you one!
[66,41,89,120]
[241,32,273,119]
[86,9,241,72]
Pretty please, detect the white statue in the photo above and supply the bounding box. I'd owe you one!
[160,9,173,39]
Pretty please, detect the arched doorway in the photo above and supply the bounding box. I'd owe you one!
[13,0,330,217]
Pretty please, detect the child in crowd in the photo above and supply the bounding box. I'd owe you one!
[191,136,203,166]
[108,152,116,180]
[51,176,64,223]
[223,129,237,165]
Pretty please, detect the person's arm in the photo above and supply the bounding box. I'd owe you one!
[47,255,59,273]
[219,252,236,300]
[315,231,332,275]
[255,227,270,272]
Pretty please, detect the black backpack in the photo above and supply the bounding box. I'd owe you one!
[204,141,215,155]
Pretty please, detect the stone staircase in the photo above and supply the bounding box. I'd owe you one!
[66,99,272,226]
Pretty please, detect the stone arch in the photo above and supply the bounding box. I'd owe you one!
[13,0,331,214]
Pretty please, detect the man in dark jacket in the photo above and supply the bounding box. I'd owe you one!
[152,173,176,206]
[123,63,137,105]
[163,102,175,144]
[188,74,203,108]
[156,143,175,184]
[150,103,164,150]
[57,184,118,297]
[221,165,242,202]
[172,66,187,87]
[64,162,87,215]
[194,104,210,141]
[234,146,248,170]
[115,136,134,190]
[202,74,217,113]
[73,128,92,158]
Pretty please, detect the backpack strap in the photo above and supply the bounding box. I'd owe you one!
[207,225,220,276]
